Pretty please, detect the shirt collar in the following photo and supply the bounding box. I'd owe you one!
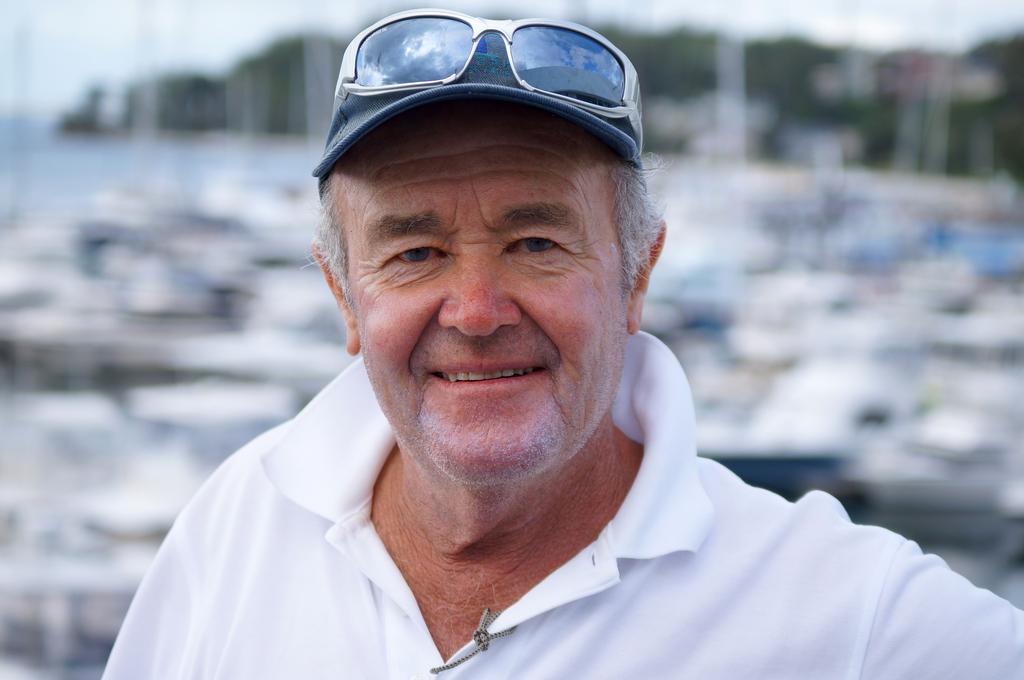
[261,331,714,558]
[607,332,714,558]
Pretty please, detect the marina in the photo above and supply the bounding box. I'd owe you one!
[3,85,1024,680]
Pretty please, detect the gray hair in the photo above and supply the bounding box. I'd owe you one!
[314,157,663,303]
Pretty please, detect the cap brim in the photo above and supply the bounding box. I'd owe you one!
[312,83,640,179]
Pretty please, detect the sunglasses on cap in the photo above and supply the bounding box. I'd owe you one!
[333,9,642,146]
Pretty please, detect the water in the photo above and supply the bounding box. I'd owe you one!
[1,117,322,220]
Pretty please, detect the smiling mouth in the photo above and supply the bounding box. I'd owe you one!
[434,367,539,382]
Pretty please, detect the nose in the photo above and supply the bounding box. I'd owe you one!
[438,261,521,336]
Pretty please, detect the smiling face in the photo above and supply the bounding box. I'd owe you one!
[323,101,654,487]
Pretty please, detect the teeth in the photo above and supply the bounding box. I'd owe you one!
[441,368,535,382]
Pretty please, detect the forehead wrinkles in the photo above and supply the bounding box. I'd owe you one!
[370,168,588,208]
[364,143,591,186]
[338,149,609,226]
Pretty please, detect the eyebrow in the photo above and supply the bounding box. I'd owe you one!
[366,212,444,242]
[501,203,576,231]
[365,202,578,244]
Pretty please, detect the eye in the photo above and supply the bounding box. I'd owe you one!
[398,247,434,263]
[521,238,555,253]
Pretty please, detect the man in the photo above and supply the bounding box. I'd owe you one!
[104,9,1024,679]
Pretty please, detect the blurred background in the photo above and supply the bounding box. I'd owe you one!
[2,0,1023,677]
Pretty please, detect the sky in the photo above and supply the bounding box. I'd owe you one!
[3,0,1023,117]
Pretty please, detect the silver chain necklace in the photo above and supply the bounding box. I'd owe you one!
[430,608,517,675]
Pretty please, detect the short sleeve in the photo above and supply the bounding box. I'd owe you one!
[859,539,1024,679]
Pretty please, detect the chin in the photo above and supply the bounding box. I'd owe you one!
[413,418,568,488]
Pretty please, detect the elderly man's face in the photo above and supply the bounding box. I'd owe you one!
[325,102,651,486]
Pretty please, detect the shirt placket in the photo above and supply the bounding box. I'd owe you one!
[326,515,624,679]
[431,529,623,679]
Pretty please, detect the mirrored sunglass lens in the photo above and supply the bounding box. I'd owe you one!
[356,18,472,86]
[510,27,625,106]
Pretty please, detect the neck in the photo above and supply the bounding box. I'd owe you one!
[370,416,642,657]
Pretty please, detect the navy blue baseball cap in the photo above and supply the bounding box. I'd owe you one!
[312,13,643,183]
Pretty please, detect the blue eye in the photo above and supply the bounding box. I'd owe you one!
[399,247,432,262]
[523,238,554,253]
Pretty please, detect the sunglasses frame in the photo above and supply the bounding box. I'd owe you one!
[335,8,641,130]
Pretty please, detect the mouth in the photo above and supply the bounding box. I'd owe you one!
[432,367,541,383]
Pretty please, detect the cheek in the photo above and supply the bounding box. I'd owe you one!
[523,273,625,368]
[357,289,438,372]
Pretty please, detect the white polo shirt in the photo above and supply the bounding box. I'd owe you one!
[103,332,1024,679]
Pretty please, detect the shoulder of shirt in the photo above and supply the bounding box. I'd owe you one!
[164,419,306,549]
[690,457,912,656]
[689,458,1024,675]
[693,455,907,570]
[195,419,292,496]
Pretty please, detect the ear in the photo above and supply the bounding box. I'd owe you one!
[626,222,666,335]
[312,246,361,356]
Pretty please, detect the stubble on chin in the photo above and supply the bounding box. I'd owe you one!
[406,408,566,489]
